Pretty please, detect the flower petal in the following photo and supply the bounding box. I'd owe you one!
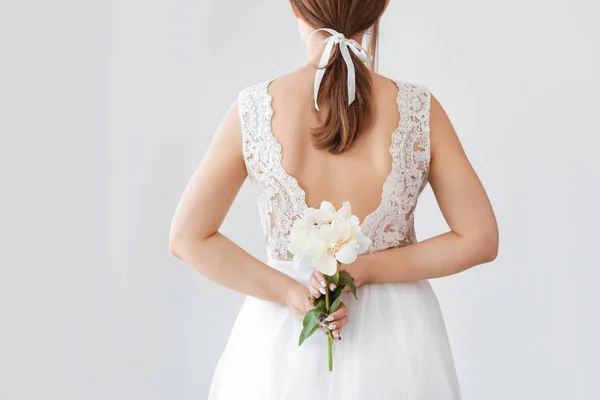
[318,223,342,245]
[287,221,309,255]
[303,207,318,218]
[312,253,338,276]
[335,240,358,264]
[356,233,372,254]
[305,234,328,256]
[336,201,352,220]
[337,220,352,242]
[320,201,336,214]
[349,215,360,226]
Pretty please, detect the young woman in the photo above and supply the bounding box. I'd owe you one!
[170,0,498,398]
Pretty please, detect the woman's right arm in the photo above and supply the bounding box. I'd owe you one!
[169,100,311,315]
[342,93,499,285]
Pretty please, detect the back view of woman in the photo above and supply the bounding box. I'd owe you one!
[170,0,498,398]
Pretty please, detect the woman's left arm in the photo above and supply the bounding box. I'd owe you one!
[346,94,499,285]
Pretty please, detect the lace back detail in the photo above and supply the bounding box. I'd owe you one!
[361,82,431,251]
[238,79,431,261]
[238,80,306,261]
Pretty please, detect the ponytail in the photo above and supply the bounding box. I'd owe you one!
[290,0,387,154]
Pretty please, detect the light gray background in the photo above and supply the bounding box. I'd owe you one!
[1,0,599,399]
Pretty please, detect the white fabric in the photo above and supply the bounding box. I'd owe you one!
[209,256,461,400]
[309,28,372,110]
[208,79,462,399]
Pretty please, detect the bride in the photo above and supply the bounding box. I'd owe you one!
[170,0,498,398]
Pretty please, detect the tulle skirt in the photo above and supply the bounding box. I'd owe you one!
[208,256,461,399]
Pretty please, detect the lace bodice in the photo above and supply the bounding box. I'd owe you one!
[238,79,431,262]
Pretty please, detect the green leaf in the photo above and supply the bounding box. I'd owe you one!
[337,270,354,284]
[329,291,344,313]
[338,270,358,300]
[302,308,321,327]
[299,322,320,346]
[346,281,358,300]
[313,295,327,312]
[331,284,344,302]
[328,285,345,313]
[328,270,340,285]
[299,309,322,346]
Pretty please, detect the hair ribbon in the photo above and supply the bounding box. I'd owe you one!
[309,28,373,111]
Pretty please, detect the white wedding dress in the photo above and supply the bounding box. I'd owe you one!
[208,79,462,399]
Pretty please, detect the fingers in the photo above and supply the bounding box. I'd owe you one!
[313,270,327,288]
[329,315,347,334]
[327,303,348,322]
[329,304,348,340]
[331,329,342,340]
[310,271,327,298]
[314,270,337,291]
[329,309,348,340]
[308,271,349,341]
[316,303,348,340]
[309,275,324,297]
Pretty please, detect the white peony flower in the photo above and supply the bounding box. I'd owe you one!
[288,201,372,276]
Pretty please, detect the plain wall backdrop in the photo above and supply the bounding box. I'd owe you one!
[1,0,599,399]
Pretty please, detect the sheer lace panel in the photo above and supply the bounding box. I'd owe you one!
[238,80,306,261]
[361,82,431,251]
[238,79,431,261]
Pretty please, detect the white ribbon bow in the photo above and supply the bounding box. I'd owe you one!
[309,28,373,111]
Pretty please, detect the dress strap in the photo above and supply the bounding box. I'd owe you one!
[237,80,274,176]
[394,82,432,174]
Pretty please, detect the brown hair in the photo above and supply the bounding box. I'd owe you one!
[290,0,387,154]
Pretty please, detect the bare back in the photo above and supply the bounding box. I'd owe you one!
[269,69,402,223]
[238,69,431,261]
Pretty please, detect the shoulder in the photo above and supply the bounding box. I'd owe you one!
[372,74,432,116]
[235,79,276,129]
[238,67,316,102]
[382,80,450,131]
[372,73,430,95]
[381,77,431,120]
[395,80,431,103]
[238,78,273,103]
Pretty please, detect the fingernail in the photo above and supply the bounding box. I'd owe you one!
[313,291,319,298]
[328,324,337,330]
[325,316,334,322]
[319,287,326,295]
[320,280,326,287]
[329,283,337,291]
[333,331,339,339]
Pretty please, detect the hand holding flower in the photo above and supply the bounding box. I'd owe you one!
[283,281,316,320]
[308,269,336,300]
[288,200,371,371]
[308,269,348,340]
[318,302,348,341]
